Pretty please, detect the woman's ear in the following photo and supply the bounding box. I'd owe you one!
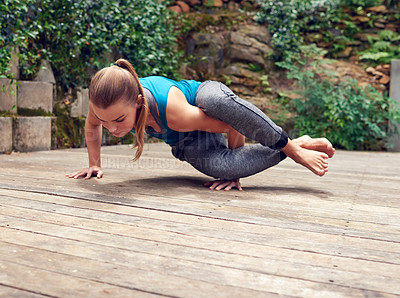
[136,94,143,109]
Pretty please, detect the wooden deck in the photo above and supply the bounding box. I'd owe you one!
[0,143,399,297]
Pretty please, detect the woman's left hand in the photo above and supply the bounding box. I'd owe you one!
[204,179,243,191]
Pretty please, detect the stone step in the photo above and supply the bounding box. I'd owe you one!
[70,88,89,118]
[0,79,17,114]
[18,81,54,113]
[12,117,53,152]
[0,117,12,153]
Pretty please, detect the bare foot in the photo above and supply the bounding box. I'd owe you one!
[293,135,335,158]
[282,140,329,176]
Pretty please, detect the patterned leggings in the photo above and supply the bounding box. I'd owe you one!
[171,81,288,180]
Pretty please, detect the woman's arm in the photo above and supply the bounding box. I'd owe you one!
[85,103,102,167]
[166,87,245,149]
[66,103,103,179]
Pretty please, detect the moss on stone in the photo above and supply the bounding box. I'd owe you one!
[53,103,85,149]
[18,107,53,117]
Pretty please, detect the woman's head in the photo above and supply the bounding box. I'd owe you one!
[89,59,149,161]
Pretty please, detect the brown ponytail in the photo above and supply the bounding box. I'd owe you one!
[89,58,149,161]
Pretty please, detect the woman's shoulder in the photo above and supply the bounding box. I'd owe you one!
[140,76,174,83]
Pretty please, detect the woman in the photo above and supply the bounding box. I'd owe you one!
[66,59,335,191]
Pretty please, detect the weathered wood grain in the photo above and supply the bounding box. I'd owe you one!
[0,144,400,297]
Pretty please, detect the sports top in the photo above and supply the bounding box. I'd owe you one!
[133,76,202,146]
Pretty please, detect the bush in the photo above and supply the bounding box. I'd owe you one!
[340,0,382,9]
[277,45,400,150]
[255,0,340,59]
[0,0,180,91]
[358,30,400,66]
[0,0,34,79]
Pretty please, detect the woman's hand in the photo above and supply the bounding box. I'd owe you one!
[204,179,243,191]
[65,166,103,180]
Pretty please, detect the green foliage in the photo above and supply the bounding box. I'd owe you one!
[0,0,180,92]
[277,45,400,150]
[340,0,382,9]
[260,75,272,93]
[255,0,340,59]
[0,0,37,79]
[53,103,85,148]
[221,74,232,86]
[358,30,400,65]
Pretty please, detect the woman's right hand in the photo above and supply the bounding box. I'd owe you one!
[65,166,103,180]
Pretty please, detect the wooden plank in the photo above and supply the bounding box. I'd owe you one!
[4,187,400,242]
[0,182,397,246]
[0,242,282,298]
[1,229,399,297]
[2,172,400,228]
[1,191,400,256]
[1,164,400,217]
[2,182,400,238]
[1,194,399,265]
[0,285,49,298]
[1,188,400,255]
[1,146,400,297]
[0,260,162,298]
[0,241,330,298]
[1,206,400,295]
[1,198,399,282]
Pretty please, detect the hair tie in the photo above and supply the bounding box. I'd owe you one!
[114,62,122,68]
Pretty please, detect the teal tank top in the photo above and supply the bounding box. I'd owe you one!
[134,76,202,146]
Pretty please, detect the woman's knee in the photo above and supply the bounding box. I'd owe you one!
[195,81,233,116]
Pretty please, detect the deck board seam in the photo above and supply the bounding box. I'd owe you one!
[2,198,400,248]
[1,189,400,243]
[3,191,400,229]
[0,282,57,298]
[3,192,400,237]
[1,240,397,296]
[0,252,288,297]
[2,216,400,267]
[1,260,177,298]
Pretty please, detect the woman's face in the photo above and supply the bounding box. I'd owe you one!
[92,98,140,138]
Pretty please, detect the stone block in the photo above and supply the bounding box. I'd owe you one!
[169,5,182,13]
[13,117,52,152]
[18,81,53,113]
[186,0,201,6]
[0,117,12,153]
[229,44,265,68]
[81,88,89,116]
[34,60,56,84]
[70,92,82,118]
[187,33,224,66]
[389,59,400,152]
[0,79,17,113]
[238,25,272,45]
[70,88,89,118]
[230,31,274,58]
[177,1,190,12]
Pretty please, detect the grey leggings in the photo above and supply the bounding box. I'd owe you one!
[171,81,288,180]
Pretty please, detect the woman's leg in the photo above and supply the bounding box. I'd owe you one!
[172,131,285,180]
[195,81,288,150]
[194,81,332,176]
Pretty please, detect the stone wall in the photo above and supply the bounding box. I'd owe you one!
[175,2,399,96]
[184,24,274,96]
[0,56,91,153]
